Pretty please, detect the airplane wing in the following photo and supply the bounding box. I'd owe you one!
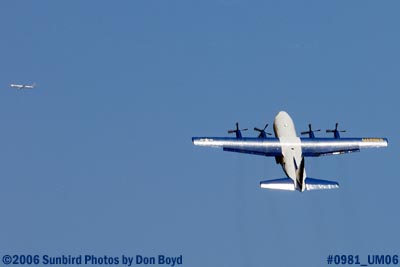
[192,137,282,156]
[192,137,388,157]
[301,138,388,156]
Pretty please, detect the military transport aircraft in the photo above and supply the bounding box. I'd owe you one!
[192,111,388,192]
[10,83,36,90]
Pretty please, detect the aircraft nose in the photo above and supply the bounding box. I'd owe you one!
[276,111,289,119]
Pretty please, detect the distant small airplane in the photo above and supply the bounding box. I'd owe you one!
[192,111,388,192]
[10,83,36,90]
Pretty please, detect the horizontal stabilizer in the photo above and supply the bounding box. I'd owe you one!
[260,178,295,191]
[305,178,339,190]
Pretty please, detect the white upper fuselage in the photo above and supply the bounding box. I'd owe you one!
[273,111,305,190]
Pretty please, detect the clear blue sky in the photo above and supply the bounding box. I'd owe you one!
[0,1,399,266]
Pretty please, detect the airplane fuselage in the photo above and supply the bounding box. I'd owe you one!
[273,111,306,191]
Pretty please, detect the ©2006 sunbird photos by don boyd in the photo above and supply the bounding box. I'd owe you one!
[192,111,388,192]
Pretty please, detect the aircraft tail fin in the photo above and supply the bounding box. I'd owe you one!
[260,178,295,191]
[305,177,339,190]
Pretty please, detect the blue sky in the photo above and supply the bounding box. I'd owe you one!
[0,1,399,266]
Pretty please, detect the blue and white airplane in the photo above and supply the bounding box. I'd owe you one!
[192,111,388,192]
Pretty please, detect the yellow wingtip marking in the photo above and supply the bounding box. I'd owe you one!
[362,138,384,142]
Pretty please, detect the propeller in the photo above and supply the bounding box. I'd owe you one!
[228,122,248,139]
[301,123,321,139]
[326,122,346,139]
[254,123,272,138]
